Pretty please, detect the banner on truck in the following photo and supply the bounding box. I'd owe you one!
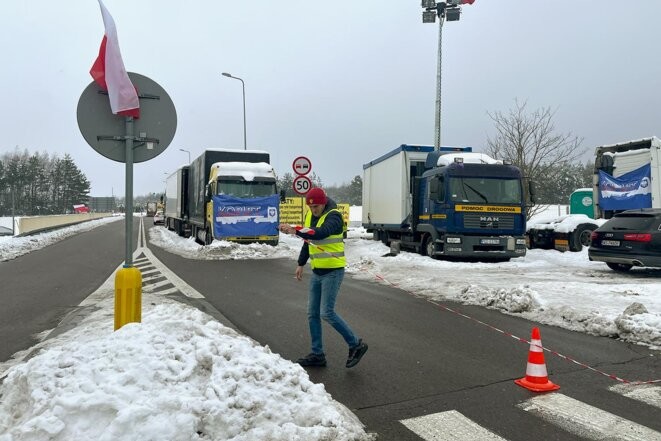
[598,164,652,210]
[213,194,279,238]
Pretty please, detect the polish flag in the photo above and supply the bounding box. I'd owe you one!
[89,0,140,118]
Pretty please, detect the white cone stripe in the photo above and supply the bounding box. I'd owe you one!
[400,410,507,441]
[610,384,661,409]
[519,393,661,440]
[529,338,543,352]
[526,362,548,377]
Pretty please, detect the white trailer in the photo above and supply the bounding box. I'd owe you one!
[362,145,433,228]
[593,136,661,219]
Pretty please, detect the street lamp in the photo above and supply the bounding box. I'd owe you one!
[221,72,247,150]
[179,148,191,163]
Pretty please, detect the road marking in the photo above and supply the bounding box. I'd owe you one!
[519,393,661,440]
[610,384,661,409]
[400,410,506,440]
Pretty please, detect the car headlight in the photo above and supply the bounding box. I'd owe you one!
[446,237,461,244]
[516,238,527,245]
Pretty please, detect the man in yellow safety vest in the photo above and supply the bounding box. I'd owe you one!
[279,187,368,368]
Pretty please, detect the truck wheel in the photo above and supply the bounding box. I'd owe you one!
[380,230,390,246]
[422,235,437,259]
[569,224,595,252]
[606,262,633,272]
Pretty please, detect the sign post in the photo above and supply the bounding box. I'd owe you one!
[77,72,177,330]
[291,156,313,223]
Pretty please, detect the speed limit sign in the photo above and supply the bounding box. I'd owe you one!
[293,175,312,195]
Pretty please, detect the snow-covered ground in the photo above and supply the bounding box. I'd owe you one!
[0,211,660,440]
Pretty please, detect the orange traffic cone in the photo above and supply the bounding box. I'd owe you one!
[515,327,560,392]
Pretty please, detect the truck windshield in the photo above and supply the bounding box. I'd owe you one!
[449,177,521,204]
[217,180,277,198]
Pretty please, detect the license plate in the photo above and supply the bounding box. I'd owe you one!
[480,239,500,245]
[601,240,620,247]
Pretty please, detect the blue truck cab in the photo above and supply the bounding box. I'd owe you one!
[363,145,529,261]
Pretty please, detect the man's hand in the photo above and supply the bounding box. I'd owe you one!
[295,265,304,281]
[279,223,296,235]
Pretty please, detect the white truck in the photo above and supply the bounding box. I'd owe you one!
[526,136,660,252]
[593,136,661,218]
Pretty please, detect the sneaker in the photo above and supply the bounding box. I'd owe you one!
[296,353,327,367]
[346,339,368,368]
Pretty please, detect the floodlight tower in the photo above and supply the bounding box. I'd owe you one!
[421,0,474,151]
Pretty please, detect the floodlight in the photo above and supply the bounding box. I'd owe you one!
[446,7,461,21]
[421,0,436,9]
[422,10,436,23]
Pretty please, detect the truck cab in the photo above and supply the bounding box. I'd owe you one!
[203,161,279,245]
[414,152,528,259]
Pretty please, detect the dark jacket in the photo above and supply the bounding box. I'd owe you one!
[296,198,344,273]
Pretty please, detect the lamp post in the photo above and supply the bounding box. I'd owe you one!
[179,148,191,163]
[221,72,247,150]
[421,0,473,150]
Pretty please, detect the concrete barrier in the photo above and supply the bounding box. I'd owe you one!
[14,213,113,236]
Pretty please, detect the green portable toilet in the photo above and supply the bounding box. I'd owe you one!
[569,189,594,218]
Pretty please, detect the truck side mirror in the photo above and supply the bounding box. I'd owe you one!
[429,182,438,200]
[205,185,211,203]
[528,180,537,204]
[429,178,444,202]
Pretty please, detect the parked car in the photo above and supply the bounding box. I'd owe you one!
[153,210,165,225]
[588,208,661,271]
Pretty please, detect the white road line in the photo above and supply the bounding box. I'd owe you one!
[519,393,661,441]
[610,384,661,409]
[143,279,173,290]
[400,410,507,441]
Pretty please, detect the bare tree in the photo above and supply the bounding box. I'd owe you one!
[486,99,585,218]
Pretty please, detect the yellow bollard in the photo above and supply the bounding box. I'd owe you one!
[114,266,142,330]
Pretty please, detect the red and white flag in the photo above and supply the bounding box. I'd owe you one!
[89,0,140,118]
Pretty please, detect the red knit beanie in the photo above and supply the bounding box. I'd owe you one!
[306,187,327,205]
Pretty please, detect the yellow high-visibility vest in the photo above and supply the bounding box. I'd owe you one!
[305,208,345,269]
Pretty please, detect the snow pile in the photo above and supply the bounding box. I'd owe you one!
[0,294,374,441]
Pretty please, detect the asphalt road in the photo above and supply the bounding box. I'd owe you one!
[0,219,130,362]
[147,228,660,440]
[1,219,659,440]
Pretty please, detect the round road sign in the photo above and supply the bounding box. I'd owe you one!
[293,175,312,195]
[77,72,177,163]
[292,156,312,175]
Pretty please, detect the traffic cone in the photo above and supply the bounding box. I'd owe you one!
[514,327,560,392]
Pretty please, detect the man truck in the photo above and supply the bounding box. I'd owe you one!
[164,149,280,246]
[362,145,532,261]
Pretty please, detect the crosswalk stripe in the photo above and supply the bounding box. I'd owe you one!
[400,410,506,441]
[519,393,661,440]
[610,384,661,409]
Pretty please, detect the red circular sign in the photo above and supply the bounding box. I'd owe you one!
[292,175,312,195]
[292,156,312,176]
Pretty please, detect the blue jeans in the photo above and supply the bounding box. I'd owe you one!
[308,268,359,354]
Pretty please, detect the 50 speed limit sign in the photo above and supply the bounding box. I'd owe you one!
[293,175,312,195]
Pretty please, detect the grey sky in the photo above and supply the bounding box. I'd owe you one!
[1,1,659,197]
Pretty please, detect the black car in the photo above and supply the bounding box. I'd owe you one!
[588,208,661,271]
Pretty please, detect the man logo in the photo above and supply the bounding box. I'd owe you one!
[480,216,499,222]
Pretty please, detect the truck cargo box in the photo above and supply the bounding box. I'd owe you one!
[165,166,189,220]
[362,145,433,227]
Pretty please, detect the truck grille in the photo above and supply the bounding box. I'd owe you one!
[463,213,515,230]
